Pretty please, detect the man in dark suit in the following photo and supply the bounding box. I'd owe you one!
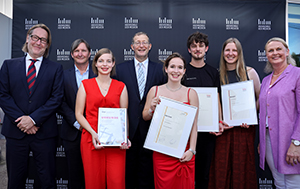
[58,38,96,189]
[0,24,64,189]
[115,32,166,189]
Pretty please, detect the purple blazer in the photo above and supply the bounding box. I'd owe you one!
[259,64,300,174]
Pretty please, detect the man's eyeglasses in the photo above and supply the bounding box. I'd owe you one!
[30,35,48,44]
[133,41,149,46]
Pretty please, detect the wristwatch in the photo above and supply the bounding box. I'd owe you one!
[292,139,300,146]
[188,148,196,155]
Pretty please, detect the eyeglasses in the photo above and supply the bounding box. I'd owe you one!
[30,35,48,44]
[133,41,150,46]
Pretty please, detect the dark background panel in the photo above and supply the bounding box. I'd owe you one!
[12,1,284,188]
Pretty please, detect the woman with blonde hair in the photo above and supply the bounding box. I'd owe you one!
[209,38,261,189]
[259,37,300,189]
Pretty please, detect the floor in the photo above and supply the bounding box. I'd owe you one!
[0,137,8,189]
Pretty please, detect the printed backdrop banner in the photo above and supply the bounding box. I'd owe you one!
[12,0,284,188]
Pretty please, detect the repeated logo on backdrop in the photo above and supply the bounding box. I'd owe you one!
[25,178,34,189]
[56,178,68,189]
[90,48,100,61]
[125,17,139,29]
[258,19,272,31]
[56,145,66,158]
[158,49,173,61]
[192,18,206,30]
[56,49,70,61]
[57,18,71,30]
[225,18,239,30]
[124,49,135,61]
[258,50,268,62]
[25,18,39,30]
[91,17,105,29]
[159,17,172,29]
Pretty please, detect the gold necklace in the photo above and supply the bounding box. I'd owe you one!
[166,84,182,92]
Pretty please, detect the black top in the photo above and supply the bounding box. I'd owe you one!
[226,69,249,84]
[183,63,221,93]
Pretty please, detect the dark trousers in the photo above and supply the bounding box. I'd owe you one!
[6,135,57,189]
[195,132,216,189]
[62,133,85,189]
[125,128,154,189]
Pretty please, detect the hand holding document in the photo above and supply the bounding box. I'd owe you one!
[144,96,197,158]
[221,80,257,126]
[98,108,127,146]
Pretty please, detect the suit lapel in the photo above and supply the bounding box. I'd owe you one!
[145,61,154,96]
[69,67,78,94]
[128,60,141,99]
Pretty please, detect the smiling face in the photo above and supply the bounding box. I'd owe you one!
[165,57,186,82]
[96,53,115,75]
[71,42,91,66]
[26,27,48,59]
[223,42,238,65]
[131,34,152,62]
[188,41,208,60]
[266,41,289,67]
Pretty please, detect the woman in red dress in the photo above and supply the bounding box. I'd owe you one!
[143,52,199,189]
[75,48,130,189]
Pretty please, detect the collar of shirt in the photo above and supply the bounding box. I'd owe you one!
[75,64,90,88]
[134,57,148,81]
[26,54,43,76]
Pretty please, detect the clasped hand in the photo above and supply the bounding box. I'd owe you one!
[15,115,39,134]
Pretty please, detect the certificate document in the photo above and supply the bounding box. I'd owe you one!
[221,80,257,126]
[144,96,197,158]
[193,87,219,132]
[97,108,127,146]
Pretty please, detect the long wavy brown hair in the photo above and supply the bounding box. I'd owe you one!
[219,38,247,85]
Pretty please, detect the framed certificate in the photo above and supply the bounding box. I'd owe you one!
[221,80,258,126]
[97,108,127,146]
[144,96,198,158]
[193,87,219,132]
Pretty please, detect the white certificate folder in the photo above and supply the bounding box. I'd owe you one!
[221,80,258,127]
[144,96,198,158]
[193,87,219,132]
[97,108,127,146]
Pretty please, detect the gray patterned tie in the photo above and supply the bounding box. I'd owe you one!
[137,62,145,99]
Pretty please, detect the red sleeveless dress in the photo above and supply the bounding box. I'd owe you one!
[153,87,195,189]
[80,78,126,189]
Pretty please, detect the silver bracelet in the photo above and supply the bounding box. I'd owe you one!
[188,148,196,155]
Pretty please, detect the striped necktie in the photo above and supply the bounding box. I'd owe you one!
[27,59,37,94]
[137,62,145,99]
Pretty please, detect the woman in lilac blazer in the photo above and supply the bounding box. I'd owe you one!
[259,37,300,188]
